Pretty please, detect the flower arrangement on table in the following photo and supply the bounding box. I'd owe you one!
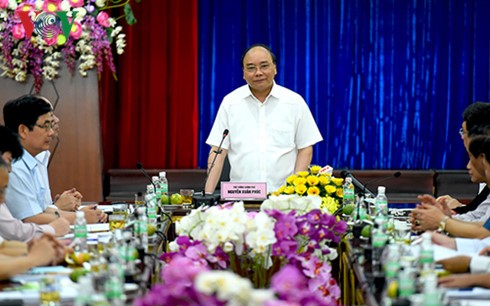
[136,198,347,306]
[0,0,138,92]
[270,165,345,215]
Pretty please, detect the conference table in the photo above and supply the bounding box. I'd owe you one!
[0,203,173,305]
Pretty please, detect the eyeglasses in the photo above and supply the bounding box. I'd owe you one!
[244,62,273,73]
[459,128,466,137]
[33,121,54,132]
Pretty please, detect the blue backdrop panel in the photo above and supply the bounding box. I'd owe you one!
[198,0,490,170]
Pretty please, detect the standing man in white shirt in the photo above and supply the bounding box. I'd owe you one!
[205,44,323,194]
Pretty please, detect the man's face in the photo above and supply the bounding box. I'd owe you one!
[20,112,55,156]
[242,47,277,96]
[466,151,485,183]
[0,167,8,203]
[1,152,12,172]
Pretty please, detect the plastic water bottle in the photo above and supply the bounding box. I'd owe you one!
[343,177,355,206]
[419,232,435,275]
[145,185,158,225]
[105,262,126,305]
[159,171,168,196]
[74,210,88,254]
[152,176,161,199]
[375,186,388,215]
[135,207,148,252]
[423,272,441,306]
[371,215,388,273]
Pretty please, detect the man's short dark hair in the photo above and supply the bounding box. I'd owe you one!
[0,126,23,160]
[3,95,52,134]
[241,44,277,68]
[463,102,490,136]
[468,135,490,159]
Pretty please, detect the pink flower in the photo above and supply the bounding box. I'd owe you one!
[45,35,59,46]
[12,24,26,40]
[0,0,9,9]
[70,21,83,39]
[15,3,35,17]
[68,0,84,8]
[42,0,61,12]
[96,11,110,27]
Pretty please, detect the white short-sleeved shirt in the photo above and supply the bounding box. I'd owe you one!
[206,82,323,192]
[5,149,50,220]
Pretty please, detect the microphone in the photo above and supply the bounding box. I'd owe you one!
[195,129,229,207]
[136,162,156,191]
[202,129,229,194]
[340,170,401,197]
[363,172,401,196]
[341,170,372,195]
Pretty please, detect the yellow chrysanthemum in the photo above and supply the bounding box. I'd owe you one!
[271,191,281,196]
[325,185,337,195]
[293,177,307,186]
[331,178,344,186]
[284,186,295,194]
[306,175,320,186]
[321,196,339,215]
[307,186,320,196]
[286,175,298,184]
[295,184,307,195]
[310,165,321,175]
[276,185,286,194]
[318,176,330,185]
[297,171,309,178]
[336,188,343,198]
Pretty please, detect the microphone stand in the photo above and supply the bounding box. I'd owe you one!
[194,129,229,208]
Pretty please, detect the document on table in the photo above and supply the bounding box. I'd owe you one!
[445,287,490,300]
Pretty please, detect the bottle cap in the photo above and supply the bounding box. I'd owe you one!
[152,176,159,183]
[76,210,85,218]
[345,177,352,183]
[147,184,154,193]
[377,186,386,194]
[159,171,166,177]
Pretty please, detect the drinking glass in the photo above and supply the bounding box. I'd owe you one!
[109,214,126,231]
[180,189,194,208]
[394,220,411,244]
[39,276,60,305]
[112,203,129,218]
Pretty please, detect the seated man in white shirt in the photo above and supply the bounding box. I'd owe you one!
[3,95,106,224]
[0,126,69,241]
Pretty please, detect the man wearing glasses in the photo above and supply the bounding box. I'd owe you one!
[3,95,105,225]
[205,44,323,194]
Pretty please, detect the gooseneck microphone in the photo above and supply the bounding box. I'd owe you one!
[340,170,402,196]
[202,129,229,194]
[136,162,156,191]
[362,172,401,196]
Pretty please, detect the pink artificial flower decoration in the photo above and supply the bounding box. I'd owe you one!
[45,35,59,46]
[0,0,9,10]
[96,11,110,27]
[14,3,35,17]
[42,0,61,12]
[70,21,83,39]
[12,24,26,39]
[68,0,84,8]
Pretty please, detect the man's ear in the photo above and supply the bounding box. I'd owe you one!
[17,124,30,140]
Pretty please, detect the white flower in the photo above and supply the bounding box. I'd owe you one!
[35,0,43,10]
[8,0,17,10]
[247,289,276,306]
[60,0,70,11]
[168,241,179,252]
[261,194,321,214]
[74,7,86,21]
[95,0,107,7]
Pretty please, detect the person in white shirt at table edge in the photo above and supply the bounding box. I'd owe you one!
[204,44,323,194]
[3,94,107,225]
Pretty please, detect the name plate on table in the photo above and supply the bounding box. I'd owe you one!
[221,182,267,201]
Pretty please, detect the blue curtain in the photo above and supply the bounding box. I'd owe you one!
[198,0,490,170]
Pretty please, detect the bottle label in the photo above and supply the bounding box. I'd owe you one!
[74,224,88,239]
[398,278,415,296]
[372,232,388,248]
[385,262,400,278]
[420,250,434,264]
